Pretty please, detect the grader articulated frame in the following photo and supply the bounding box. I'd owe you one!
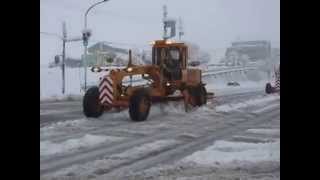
[83,40,214,121]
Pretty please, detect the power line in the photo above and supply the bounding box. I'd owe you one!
[89,39,150,49]
[40,31,62,39]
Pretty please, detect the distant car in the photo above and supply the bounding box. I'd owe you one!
[227,81,240,86]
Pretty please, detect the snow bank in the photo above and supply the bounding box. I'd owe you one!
[182,139,280,166]
[40,118,87,134]
[110,140,178,160]
[40,109,80,115]
[215,95,279,112]
[40,66,268,100]
[206,80,267,96]
[40,134,123,156]
[203,68,270,96]
[40,67,110,99]
[247,129,280,136]
[40,94,82,103]
[49,139,179,177]
[251,103,280,114]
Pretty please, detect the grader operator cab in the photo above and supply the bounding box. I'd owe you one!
[83,39,213,121]
[152,41,185,81]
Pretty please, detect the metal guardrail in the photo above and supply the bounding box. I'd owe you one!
[203,66,257,76]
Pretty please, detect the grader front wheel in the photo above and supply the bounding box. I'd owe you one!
[129,89,151,121]
[83,86,104,118]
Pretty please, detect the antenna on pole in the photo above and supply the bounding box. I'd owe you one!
[162,5,176,40]
[62,21,67,39]
[178,17,184,40]
[163,5,168,40]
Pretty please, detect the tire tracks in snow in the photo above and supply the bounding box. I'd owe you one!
[99,109,280,178]
[40,90,265,142]
[40,90,264,127]
[40,102,279,177]
[40,112,233,175]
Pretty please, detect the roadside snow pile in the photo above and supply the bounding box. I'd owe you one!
[247,129,280,136]
[40,66,267,101]
[50,140,179,177]
[251,103,280,114]
[40,109,80,115]
[40,134,123,156]
[40,118,88,138]
[40,67,107,99]
[40,94,82,103]
[182,139,280,166]
[41,118,87,131]
[207,80,267,96]
[215,95,279,113]
[110,140,179,160]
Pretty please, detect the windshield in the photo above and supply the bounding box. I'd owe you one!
[169,49,180,60]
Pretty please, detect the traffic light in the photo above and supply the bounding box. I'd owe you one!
[54,55,60,64]
[82,29,92,46]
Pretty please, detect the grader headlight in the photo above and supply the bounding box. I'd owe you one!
[91,66,101,73]
[166,40,174,44]
[149,41,155,45]
[126,67,133,72]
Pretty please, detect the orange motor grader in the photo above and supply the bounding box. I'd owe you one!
[83,39,214,121]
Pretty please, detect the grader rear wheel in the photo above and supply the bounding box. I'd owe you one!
[198,85,207,106]
[183,85,207,112]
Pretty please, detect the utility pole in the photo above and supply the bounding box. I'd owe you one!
[41,27,82,95]
[62,21,67,94]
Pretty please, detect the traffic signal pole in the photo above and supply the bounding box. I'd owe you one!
[62,38,66,94]
[62,21,67,94]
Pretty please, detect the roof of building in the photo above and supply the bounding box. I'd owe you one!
[88,42,128,54]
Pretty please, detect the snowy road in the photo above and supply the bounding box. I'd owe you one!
[40,90,264,127]
[40,101,83,127]
[40,86,279,180]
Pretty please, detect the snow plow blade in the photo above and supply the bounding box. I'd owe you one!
[155,92,214,102]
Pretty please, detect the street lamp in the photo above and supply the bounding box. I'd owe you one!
[82,0,109,92]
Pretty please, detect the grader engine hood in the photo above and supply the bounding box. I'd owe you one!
[98,65,161,107]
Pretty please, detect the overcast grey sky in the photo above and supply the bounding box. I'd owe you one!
[40,0,279,65]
